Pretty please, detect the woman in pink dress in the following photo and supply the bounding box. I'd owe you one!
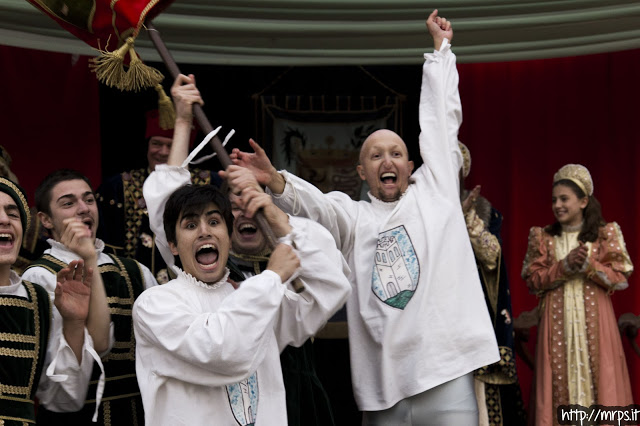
[522,164,633,426]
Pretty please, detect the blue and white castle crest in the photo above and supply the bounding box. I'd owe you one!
[226,372,258,425]
[371,226,419,309]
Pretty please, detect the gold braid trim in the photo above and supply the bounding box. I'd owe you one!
[105,352,137,361]
[25,282,42,398]
[86,392,141,404]
[0,395,33,404]
[0,177,31,231]
[0,384,30,395]
[100,265,122,274]
[110,256,136,360]
[131,397,139,426]
[0,333,36,344]
[0,414,35,424]
[98,373,137,382]
[103,400,111,426]
[41,254,68,269]
[231,249,272,263]
[0,347,36,358]
[0,298,31,309]
[106,296,134,305]
[109,307,133,316]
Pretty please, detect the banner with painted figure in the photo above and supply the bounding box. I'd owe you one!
[261,95,402,203]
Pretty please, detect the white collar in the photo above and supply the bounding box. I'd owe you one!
[47,238,105,256]
[367,186,411,208]
[0,270,25,293]
[176,267,231,290]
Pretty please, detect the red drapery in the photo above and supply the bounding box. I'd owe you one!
[457,48,640,405]
[0,45,101,199]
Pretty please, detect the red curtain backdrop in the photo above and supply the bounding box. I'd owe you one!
[457,48,640,405]
[0,45,101,200]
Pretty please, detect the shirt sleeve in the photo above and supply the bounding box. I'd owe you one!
[22,266,57,294]
[269,171,357,254]
[521,227,569,293]
[142,165,192,274]
[418,38,463,199]
[465,207,500,270]
[586,222,633,292]
[36,307,105,416]
[272,216,352,351]
[133,273,287,387]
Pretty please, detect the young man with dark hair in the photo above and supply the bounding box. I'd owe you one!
[23,169,158,425]
[0,176,103,424]
[132,73,351,426]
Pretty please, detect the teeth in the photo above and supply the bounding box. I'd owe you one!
[381,172,396,178]
[0,233,12,241]
[198,244,216,252]
[239,224,256,231]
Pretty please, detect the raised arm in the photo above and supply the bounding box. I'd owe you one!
[419,10,463,197]
[58,218,110,354]
[229,139,357,253]
[168,73,204,167]
[37,260,105,413]
[218,166,350,349]
[143,74,204,271]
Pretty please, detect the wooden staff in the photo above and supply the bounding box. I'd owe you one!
[146,22,305,293]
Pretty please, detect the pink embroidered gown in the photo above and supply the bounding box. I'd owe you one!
[522,222,633,426]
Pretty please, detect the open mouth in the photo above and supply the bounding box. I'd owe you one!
[81,218,93,231]
[0,233,14,248]
[237,223,257,237]
[380,172,397,185]
[196,244,219,267]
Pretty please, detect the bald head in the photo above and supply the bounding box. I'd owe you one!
[357,129,414,202]
[359,129,409,165]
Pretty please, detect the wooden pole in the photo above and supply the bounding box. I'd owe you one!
[146,22,304,293]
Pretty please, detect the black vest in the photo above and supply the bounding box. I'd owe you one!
[25,253,146,426]
[0,281,51,425]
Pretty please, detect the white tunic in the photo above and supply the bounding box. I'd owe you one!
[268,40,499,411]
[135,167,351,425]
[1,270,100,412]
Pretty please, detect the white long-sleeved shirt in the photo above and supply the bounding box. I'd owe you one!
[1,270,100,413]
[134,165,351,425]
[268,40,500,411]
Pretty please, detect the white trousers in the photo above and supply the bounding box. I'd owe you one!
[362,373,478,426]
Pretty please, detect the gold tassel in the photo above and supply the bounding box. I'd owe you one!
[90,37,135,90]
[155,84,175,130]
[124,48,165,92]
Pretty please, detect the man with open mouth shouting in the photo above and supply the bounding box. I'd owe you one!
[23,169,159,425]
[132,73,351,426]
[230,10,500,425]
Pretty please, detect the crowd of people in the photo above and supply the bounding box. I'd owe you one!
[0,9,634,426]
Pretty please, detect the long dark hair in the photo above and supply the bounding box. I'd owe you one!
[545,179,605,242]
